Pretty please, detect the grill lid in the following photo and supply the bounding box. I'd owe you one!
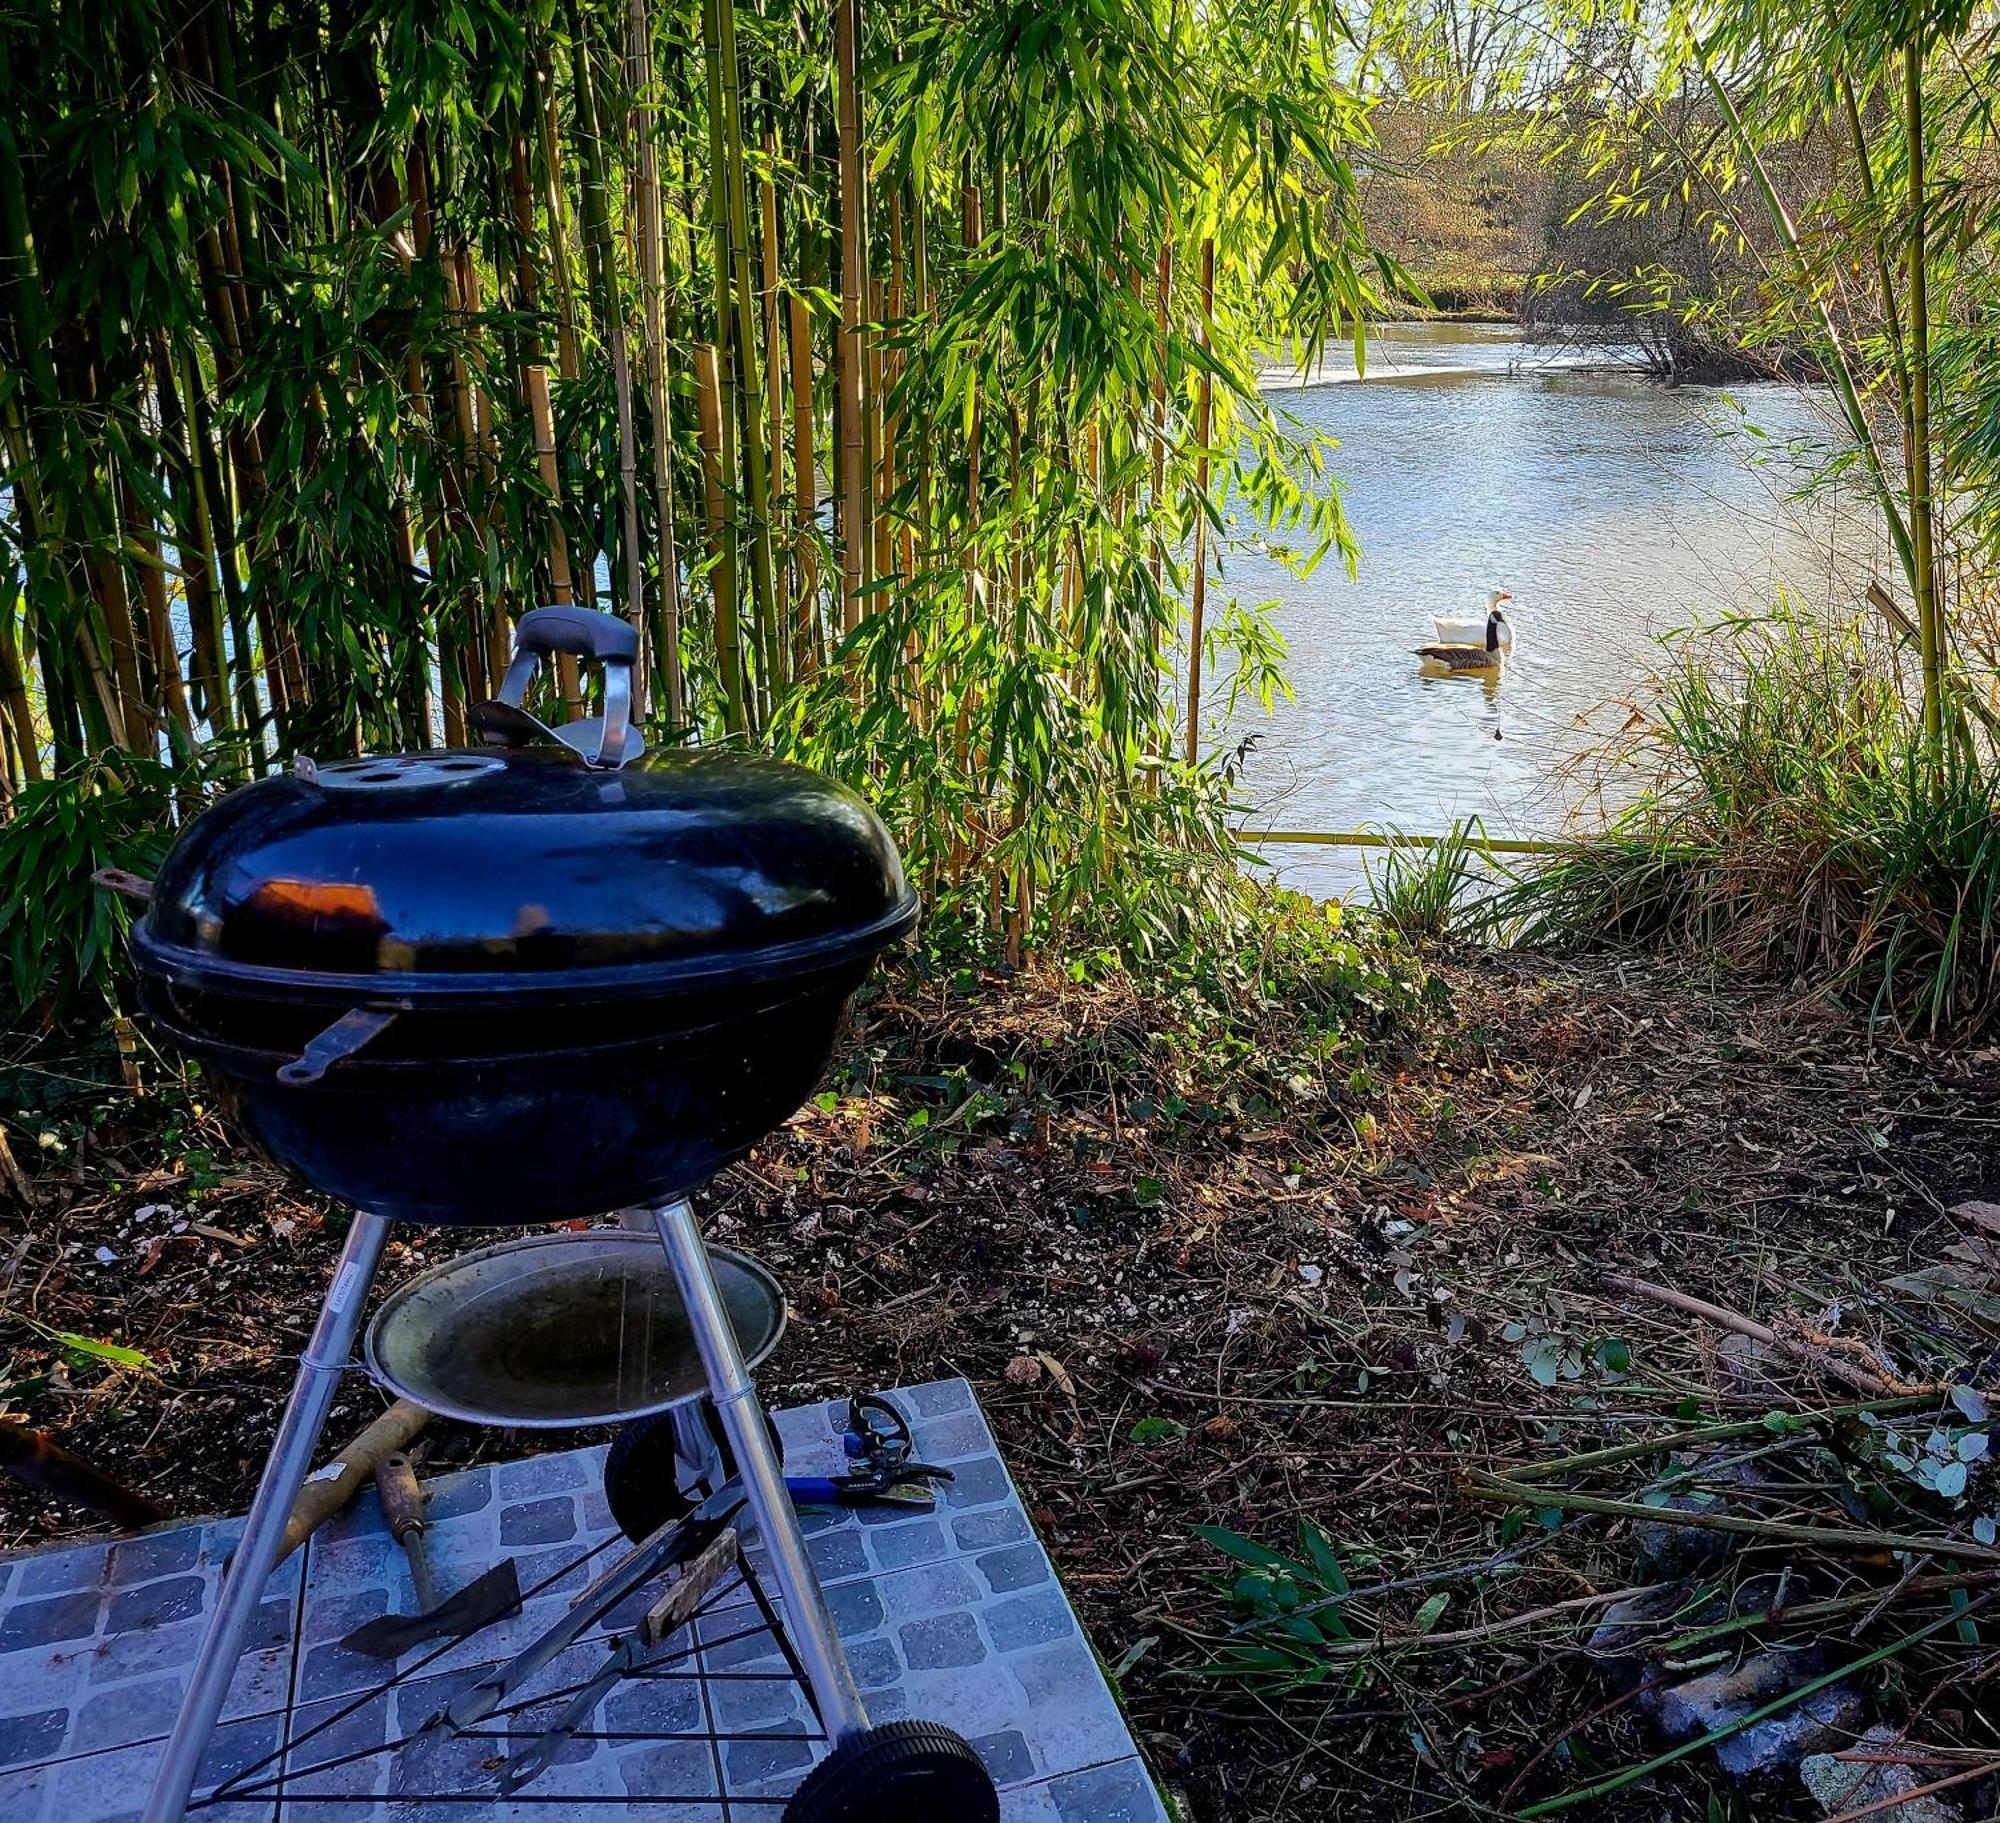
[133,745,917,1008]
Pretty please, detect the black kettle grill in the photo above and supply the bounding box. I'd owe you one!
[130,608,999,1823]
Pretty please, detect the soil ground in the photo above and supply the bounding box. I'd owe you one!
[7,948,2000,1820]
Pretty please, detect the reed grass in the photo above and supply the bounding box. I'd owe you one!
[1502,609,2000,1036]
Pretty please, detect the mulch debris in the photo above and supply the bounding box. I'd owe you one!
[8,949,2000,1819]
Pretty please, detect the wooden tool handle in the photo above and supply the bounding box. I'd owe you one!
[374,1451,427,1543]
[276,1399,428,1565]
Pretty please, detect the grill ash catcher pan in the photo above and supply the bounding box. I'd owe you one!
[126,607,998,1823]
[364,1228,786,1428]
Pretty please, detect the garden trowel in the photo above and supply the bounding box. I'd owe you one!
[338,1452,522,1658]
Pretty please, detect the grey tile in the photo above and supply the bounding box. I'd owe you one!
[918,1412,994,1461]
[973,1727,1037,1784]
[495,1454,587,1499]
[806,1529,870,1582]
[0,1705,68,1771]
[721,1725,815,1793]
[825,1580,884,1638]
[106,1575,205,1635]
[847,1636,902,1690]
[908,1379,975,1418]
[602,1674,703,1735]
[1046,1756,1169,1822]
[497,1497,577,1547]
[942,1458,1013,1509]
[954,1507,1032,1551]
[0,1593,99,1656]
[15,1547,105,1599]
[977,1544,1051,1595]
[423,1466,494,1524]
[869,1518,945,1571]
[70,1677,186,1755]
[615,1736,719,1804]
[986,1588,1077,1655]
[107,1529,202,1585]
[877,1558,981,1620]
[709,1662,804,1732]
[900,1612,986,1671]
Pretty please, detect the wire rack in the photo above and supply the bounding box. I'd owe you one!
[197,1506,826,1818]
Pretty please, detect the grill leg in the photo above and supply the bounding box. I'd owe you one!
[141,1211,392,1823]
[649,1197,871,1746]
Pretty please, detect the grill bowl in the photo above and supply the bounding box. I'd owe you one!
[130,747,915,1224]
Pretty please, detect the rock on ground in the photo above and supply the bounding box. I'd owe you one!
[1800,1725,1962,1822]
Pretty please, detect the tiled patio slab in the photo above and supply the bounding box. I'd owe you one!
[0,1378,1163,1822]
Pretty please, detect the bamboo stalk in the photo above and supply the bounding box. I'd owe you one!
[538,59,596,608]
[120,478,196,762]
[507,118,584,717]
[405,138,467,746]
[0,605,40,783]
[87,495,149,756]
[694,342,746,732]
[787,289,819,676]
[151,334,231,742]
[707,0,778,721]
[1183,235,1214,770]
[629,0,686,728]
[1904,40,1943,746]
[453,245,512,700]
[1464,1472,2000,1562]
[834,0,868,636]
[760,123,789,691]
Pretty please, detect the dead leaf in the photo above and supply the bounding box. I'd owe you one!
[1037,1351,1076,1396]
[1952,1199,2000,1236]
[190,1221,252,1249]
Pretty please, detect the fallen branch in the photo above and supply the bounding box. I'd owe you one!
[1222,1582,1662,1665]
[1600,1272,1943,1397]
[1463,1472,2000,1564]
[1492,1395,1934,1487]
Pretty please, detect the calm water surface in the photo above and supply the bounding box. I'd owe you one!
[1220,323,1883,897]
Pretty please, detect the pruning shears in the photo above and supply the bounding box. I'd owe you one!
[786,1393,956,1510]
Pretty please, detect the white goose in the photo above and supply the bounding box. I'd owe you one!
[1433,589,1515,653]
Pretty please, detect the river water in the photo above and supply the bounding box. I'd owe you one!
[1220,322,1883,898]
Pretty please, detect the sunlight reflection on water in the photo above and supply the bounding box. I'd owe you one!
[1219,324,1883,899]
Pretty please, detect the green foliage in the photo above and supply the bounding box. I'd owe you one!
[0,752,203,1028]
[1,0,1394,1009]
[1501,608,2000,1036]
[1361,820,1497,946]
[1187,1517,1367,1689]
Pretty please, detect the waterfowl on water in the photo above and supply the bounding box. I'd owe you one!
[1433,589,1514,651]
[1415,611,1506,678]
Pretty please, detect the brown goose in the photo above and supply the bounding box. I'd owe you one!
[1416,609,1506,678]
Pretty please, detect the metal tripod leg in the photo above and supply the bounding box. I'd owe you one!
[650,1198,871,1746]
[141,1211,393,1823]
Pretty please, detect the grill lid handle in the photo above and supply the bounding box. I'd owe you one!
[513,606,639,664]
[278,1007,400,1085]
[493,607,643,770]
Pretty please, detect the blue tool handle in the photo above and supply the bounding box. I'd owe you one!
[786,1477,847,1505]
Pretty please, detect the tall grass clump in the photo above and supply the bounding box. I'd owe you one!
[1362,820,1499,946]
[1505,609,2000,1036]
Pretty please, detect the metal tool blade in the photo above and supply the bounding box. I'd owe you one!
[338,1557,522,1660]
